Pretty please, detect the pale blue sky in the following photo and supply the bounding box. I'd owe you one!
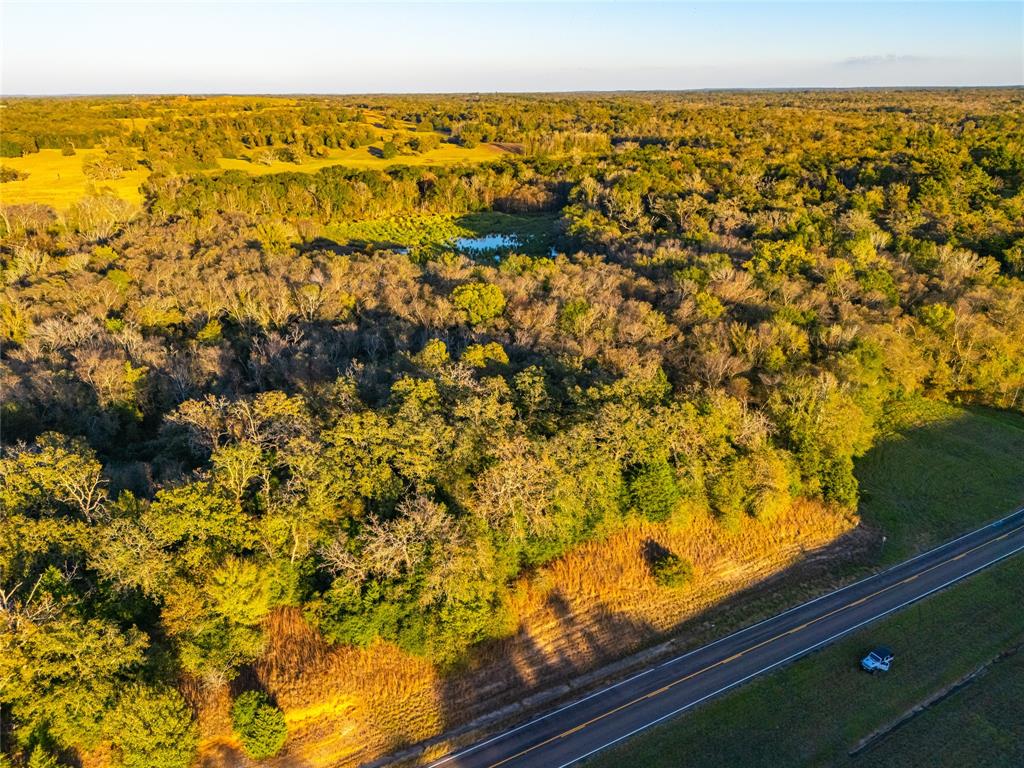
[1,1,1021,94]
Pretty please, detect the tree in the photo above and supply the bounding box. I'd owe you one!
[211,440,265,502]
[161,557,272,681]
[628,456,682,521]
[767,374,874,507]
[231,691,287,760]
[0,433,107,522]
[744,240,816,288]
[643,540,693,588]
[0,598,147,750]
[105,685,198,768]
[452,282,506,325]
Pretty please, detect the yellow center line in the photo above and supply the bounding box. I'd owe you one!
[482,523,1024,768]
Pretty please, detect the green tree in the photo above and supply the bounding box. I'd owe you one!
[26,747,62,768]
[162,557,272,679]
[105,685,198,768]
[452,282,506,325]
[231,691,287,759]
[744,240,816,288]
[628,456,682,521]
[0,601,147,750]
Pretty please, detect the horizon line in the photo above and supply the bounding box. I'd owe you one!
[3,83,1023,99]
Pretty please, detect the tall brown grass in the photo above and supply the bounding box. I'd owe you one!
[196,500,857,768]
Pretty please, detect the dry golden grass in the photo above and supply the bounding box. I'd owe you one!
[0,149,148,208]
[217,142,508,175]
[196,500,856,768]
[217,107,509,174]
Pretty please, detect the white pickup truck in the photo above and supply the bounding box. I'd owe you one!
[861,645,894,673]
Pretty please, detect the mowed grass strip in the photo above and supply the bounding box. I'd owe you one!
[856,399,1024,562]
[586,553,1024,768]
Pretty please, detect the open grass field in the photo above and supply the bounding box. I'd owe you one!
[586,553,1024,768]
[0,141,506,209]
[217,140,508,175]
[585,400,1024,768]
[217,106,511,174]
[0,148,149,208]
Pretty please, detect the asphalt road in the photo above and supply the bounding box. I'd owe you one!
[425,509,1024,768]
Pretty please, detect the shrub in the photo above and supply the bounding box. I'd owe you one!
[642,539,694,588]
[0,139,24,157]
[231,691,287,760]
[0,166,28,183]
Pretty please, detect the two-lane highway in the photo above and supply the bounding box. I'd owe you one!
[424,509,1024,768]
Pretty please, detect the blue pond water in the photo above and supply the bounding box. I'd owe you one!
[454,234,520,252]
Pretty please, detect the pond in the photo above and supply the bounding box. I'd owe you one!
[454,233,521,252]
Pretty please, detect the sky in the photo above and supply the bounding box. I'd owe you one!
[1,1,1021,94]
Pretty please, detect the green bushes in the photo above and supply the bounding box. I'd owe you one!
[231,691,287,760]
[644,541,694,588]
[0,138,25,157]
[0,166,27,183]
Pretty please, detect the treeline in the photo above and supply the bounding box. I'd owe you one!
[1,89,1023,768]
[0,98,137,157]
[142,162,564,221]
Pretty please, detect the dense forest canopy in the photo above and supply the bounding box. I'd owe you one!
[1,89,1023,767]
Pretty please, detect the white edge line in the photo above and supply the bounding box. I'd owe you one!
[423,668,657,766]
[556,537,1024,768]
[424,506,1024,767]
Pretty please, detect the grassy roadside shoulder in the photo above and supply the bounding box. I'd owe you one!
[857,644,1024,768]
[586,552,1024,768]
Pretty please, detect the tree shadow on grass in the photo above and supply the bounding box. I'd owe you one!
[853,401,1024,562]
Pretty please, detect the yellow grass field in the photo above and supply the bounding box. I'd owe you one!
[0,143,508,211]
[1,107,508,209]
[0,149,149,208]
[217,141,509,175]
